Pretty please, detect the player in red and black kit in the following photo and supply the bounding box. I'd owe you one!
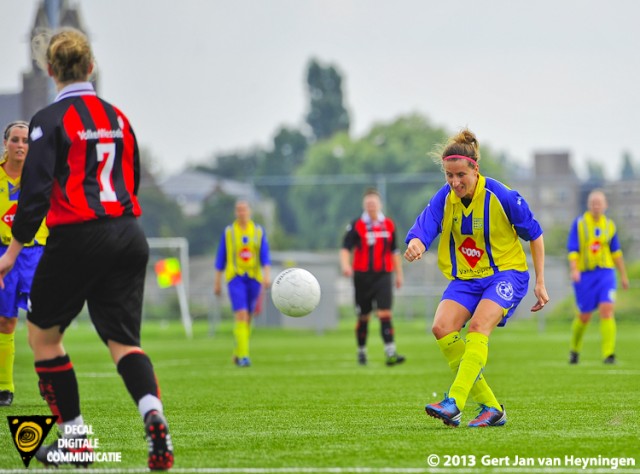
[340,188,406,366]
[0,29,173,470]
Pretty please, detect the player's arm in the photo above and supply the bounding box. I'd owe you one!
[567,219,581,283]
[340,222,357,277]
[213,232,227,295]
[389,225,403,288]
[529,234,549,312]
[13,115,57,244]
[260,231,271,288]
[0,239,24,289]
[609,230,629,290]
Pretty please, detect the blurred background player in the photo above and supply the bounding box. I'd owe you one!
[214,200,271,367]
[340,188,405,366]
[567,189,629,365]
[405,129,548,427]
[0,121,48,407]
[0,29,173,469]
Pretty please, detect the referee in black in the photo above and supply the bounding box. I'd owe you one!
[0,28,173,471]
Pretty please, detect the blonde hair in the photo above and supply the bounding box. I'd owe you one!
[32,28,94,83]
[432,128,481,169]
[2,121,29,162]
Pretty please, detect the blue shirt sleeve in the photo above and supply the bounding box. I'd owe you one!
[567,218,580,254]
[259,228,271,265]
[405,184,448,250]
[485,178,543,241]
[214,229,227,271]
[609,230,622,253]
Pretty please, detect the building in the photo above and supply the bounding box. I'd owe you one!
[0,0,93,128]
[512,151,581,231]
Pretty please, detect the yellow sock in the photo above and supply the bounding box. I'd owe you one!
[0,332,15,392]
[570,317,589,353]
[234,321,250,359]
[448,332,489,410]
[600,318,616,359]
[436,332,500,410]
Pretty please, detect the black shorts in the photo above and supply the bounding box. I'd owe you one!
[27,216,149,346]
[353,272,392,316]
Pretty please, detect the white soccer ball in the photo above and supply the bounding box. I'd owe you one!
[271,268,321,317]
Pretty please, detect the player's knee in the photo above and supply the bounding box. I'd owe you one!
[0,316,17,334]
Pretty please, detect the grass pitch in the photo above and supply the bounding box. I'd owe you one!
[0,315,638,472]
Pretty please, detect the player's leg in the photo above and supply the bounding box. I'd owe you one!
[353,272,372,365]
[426,299,471,426]
[0,263,19,406]
[432,300,500,412]
[596,269,617,364]
[89,217,173,470]
[374,273,405,366]
[598,302,616,363]
[0,316,18,406]
[570,271,597,364]
[570,312,591,364]
[448,300,503,411]
[228,277,252,367]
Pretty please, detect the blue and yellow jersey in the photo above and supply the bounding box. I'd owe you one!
[214,220,270,282]
[0,163,48,246]
[567,211,621,272]
[406,174,543,280]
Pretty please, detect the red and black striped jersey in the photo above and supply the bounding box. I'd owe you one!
[342,215,398,273]
[12,82,142,244]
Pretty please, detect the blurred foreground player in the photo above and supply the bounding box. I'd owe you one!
[0,28,173,470]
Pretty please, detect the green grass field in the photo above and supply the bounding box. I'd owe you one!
[0,316,639,473]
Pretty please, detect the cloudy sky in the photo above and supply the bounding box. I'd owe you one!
[2,1,640,178]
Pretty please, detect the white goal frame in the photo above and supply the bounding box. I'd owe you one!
[147,237,193,338]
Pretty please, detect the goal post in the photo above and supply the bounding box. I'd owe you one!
[147,237,193,338]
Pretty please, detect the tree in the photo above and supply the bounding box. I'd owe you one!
[305,59,350,141]
[256,127,308,234]
[619,151,636,181]
[586,160,605,184]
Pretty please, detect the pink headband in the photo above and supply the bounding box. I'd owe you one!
[443,154,478,166]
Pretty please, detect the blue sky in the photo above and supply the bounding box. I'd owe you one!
[2,1,639,178]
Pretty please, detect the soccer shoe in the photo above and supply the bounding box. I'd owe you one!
[603,354,616,364]
[358,352,367,366]
[569,351,579,364]
[35,434,94,467]
[145,410,174,471]
[236,357,251,367]
[0,390,13,406]
[385,353,406,366]
[468,404,507,427]
[425,396,462,427]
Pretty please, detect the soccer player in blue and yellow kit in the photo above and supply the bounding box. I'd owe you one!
[567,190,628,365]
[214,200,271,367]
[405,129,549,428]
[0,121,48,407]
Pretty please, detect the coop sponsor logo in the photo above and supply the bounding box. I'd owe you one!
[2,203,17,227]
[458,237,484,268]
[239,247,253,261]
[590,240,601,254]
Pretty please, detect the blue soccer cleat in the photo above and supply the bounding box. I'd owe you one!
[236,357,251,367]
[468,404,507,427]
[425,396,461,427]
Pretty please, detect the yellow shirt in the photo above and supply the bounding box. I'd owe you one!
[567,211,621,271]
[0,163,48,246]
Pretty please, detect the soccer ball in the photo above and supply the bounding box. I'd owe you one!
[271,268,321,317]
